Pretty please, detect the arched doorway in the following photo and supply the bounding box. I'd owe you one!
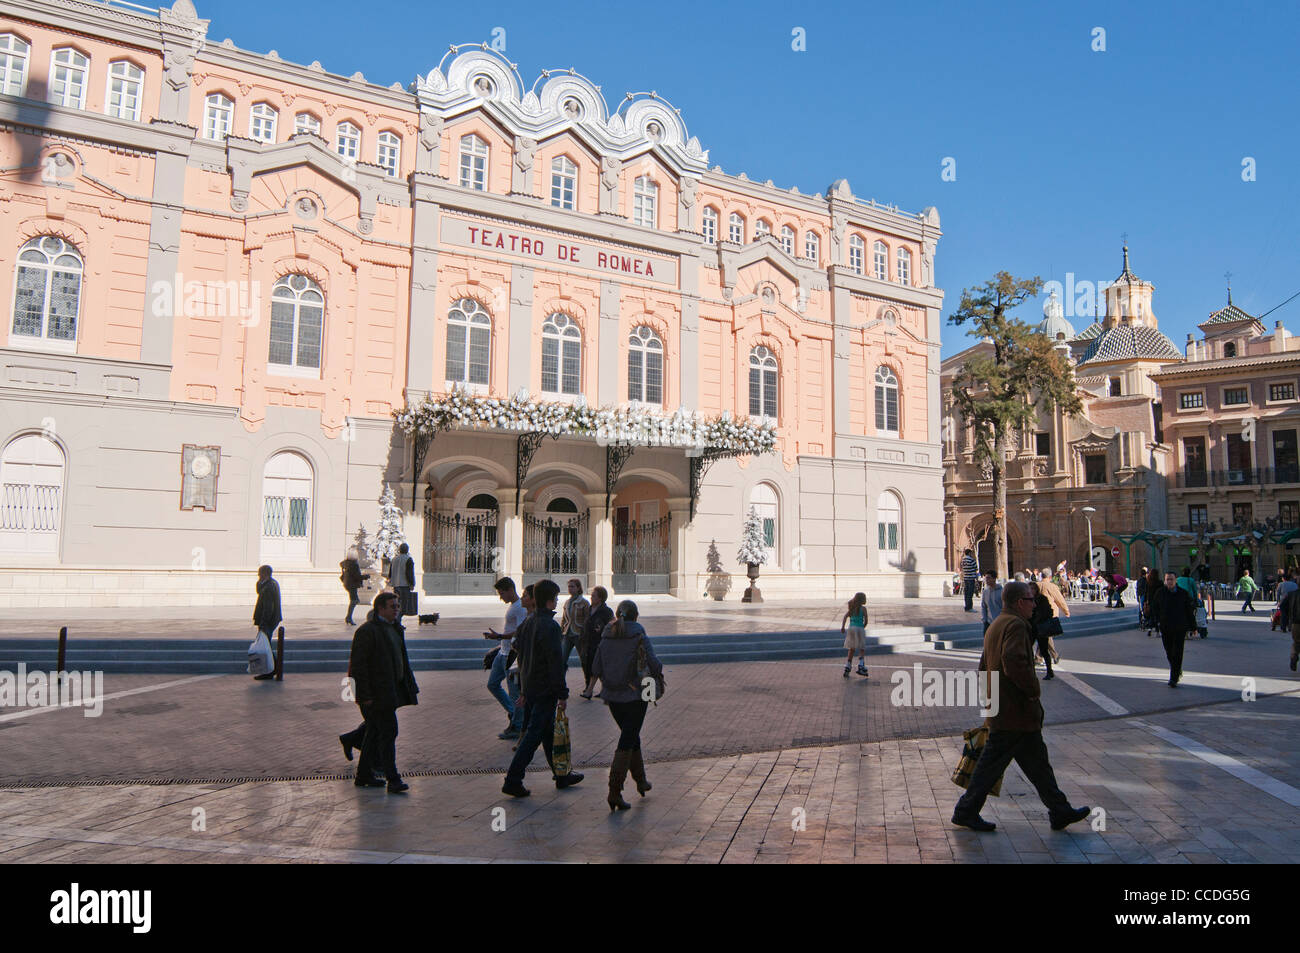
[613,480,670,593]
[0,433,65,558]
[877,490,902,571]
[972,518,1016,578]
[261,451,313,564]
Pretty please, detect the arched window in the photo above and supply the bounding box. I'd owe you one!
[249,102,277,143]
[701,206,718,245]
[633,175,658,228]
[105,61,144,121]
[779,225,795,256]
[0,433,64,556]
[446,297,491,386]
[467,493,499,511]
[804,230,819,264]
[335,121,360,160]
[48,48,88,108]
[203,92,233,140]
[11,236,82,348]
[896,247,912,285]
[872,240,888,281]
[0,34,30,97]
[377,131,401,177]
[261,451,313,563]
[546,497,578,513]
[875,365,899,435]
[750,482,779,567]
[293,112,321,136]
[1224,341,1237,358]
[729,212,745,244]
[877,490,902,569]
[268,275,324,373]
[848,234,864,274]
[459,134,488,190]
[755,219,771,241]
[749,345,778,419]
[550,155,577,210]
[628,325,664,405]
[541,313,582,395]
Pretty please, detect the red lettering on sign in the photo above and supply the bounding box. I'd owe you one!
[496,233,507,249]
[468,227,479,244]
[645,261,654,277]
[597,252,608,268]
[568,245,580,262]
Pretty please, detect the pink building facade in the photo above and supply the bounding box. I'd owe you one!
[0,0,947,606]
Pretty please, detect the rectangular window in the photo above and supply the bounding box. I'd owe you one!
[1231,502,1253,526]
[1273,429,1298,483]
[377,133,401,177]
[1035,432,1051,456]
[1270,382,1296,402]
[1223,386,1249,406]
[1179,391,1204,409]
[1280,502,1299,530]
[1226,432,1253,484]
[762,518,776,548]
[106,62,143,121]
[0,35,29,96]
[1084,454,1107,485]
[1108,377,1122,397]
[701,211,716,245]
[1188,504,1208,528]
[49,49,88,109]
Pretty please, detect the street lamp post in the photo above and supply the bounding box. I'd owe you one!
[1082,506,1096,571]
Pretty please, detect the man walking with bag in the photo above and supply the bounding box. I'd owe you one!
[502,579,584,797]
[1150,571,1196,686]
[951,581,1090,833]
[252,565,281,681]
[348,591,418,793]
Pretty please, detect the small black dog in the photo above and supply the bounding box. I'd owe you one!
[417,613,439,625]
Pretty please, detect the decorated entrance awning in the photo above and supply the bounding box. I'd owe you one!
[394,389,777,517]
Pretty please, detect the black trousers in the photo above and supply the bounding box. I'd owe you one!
[1160,626,1186,681]
[356,705,400,782]
[506,694,558,784]
[608,699,649,751]
[345,587,360,621]
[954,729,1071,820]
[1034,633,1054,676]
[580,636,601,684]
[341,720,366,751]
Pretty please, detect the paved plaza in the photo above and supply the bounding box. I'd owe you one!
[2,601,1298,863]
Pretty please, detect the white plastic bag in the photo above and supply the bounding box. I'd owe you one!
[1194,606,1208,629]
[248,630,274,676]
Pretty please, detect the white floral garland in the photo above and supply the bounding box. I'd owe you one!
[394,388,777,455]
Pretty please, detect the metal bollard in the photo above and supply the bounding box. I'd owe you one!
[56,626,67,705]
[275,625,285,681]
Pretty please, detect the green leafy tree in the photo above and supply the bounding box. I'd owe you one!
[948,272,1083,578]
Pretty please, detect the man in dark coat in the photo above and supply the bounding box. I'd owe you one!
[252,565,281,681]
[348,591,418,793]
[579,585,613,699]
[1150,570,1196,686]
[388,543,416,617]
[501,579,584,797]
[952,581,1089,833]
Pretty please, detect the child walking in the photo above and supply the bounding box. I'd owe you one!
[840,592,869,678]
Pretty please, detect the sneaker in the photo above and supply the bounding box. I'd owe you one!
[951,812,996,832]
[1049,806,1090,831]
[498,728,520,740]
[555,772,584,789]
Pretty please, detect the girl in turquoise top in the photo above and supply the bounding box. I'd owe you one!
[840,592,869,678]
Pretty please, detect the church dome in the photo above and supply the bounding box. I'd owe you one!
[1036,290,1075,341]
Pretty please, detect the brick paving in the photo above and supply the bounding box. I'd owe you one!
[1,610,1297,862]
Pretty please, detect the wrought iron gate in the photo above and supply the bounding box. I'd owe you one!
[423,509,499,593]
[523,511,589,577]
[612,514,671,593]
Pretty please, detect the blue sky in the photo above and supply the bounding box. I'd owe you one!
[200,0,1300,356]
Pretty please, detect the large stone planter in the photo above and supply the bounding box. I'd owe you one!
[741,561,764,604]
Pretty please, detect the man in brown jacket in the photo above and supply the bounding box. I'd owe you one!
[952,581,1089,833]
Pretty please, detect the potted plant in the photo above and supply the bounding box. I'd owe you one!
[704,539,731,601]
[736,507,770,604]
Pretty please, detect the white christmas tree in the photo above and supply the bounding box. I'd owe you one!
[736,506,770,567]
[352,523,373,570]
[371,484,406,562]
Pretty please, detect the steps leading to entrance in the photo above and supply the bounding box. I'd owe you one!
[0,613,1139,674]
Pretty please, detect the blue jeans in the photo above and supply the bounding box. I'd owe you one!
[963,579,976,611]
[487,650,522,727]
[505,694,558,785]
[1242,592,1255,611]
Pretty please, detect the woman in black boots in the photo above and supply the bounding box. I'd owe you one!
[1028,580,1058,680]
[592,600,665,811]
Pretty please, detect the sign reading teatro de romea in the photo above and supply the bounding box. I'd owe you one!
[440,215,678,287]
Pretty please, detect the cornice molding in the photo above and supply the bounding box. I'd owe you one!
[0,97,196,155]
[827,265,944,308]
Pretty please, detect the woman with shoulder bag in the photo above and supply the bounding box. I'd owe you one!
[591,600,665,811]
[1028,580,1061,680]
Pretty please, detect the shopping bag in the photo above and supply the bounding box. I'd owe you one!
[551,705,572,777]
[247,630,274,676]
[401,589,419,616]
[950,724,1003,797]
[1194,606,1208,629]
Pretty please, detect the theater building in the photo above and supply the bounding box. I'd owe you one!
[0,0,948,607]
